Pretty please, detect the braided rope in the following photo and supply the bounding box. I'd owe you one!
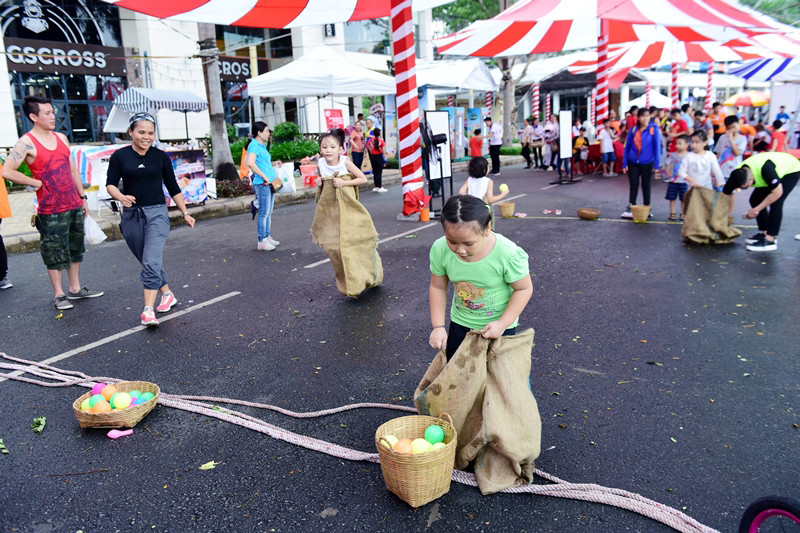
[0,353,719,533]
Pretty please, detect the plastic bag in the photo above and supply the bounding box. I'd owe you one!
[83,215,107,245]
[275,164,296,194]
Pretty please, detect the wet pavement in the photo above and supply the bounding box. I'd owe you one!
[1,163,798,533]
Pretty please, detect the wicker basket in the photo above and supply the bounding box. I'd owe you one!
[577,208,600,220]
[72,381,160,429]
[375,413,457,507]
[497,202,515,218]
[631,204,651,222]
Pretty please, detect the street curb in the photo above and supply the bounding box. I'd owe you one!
[3,156,524,255]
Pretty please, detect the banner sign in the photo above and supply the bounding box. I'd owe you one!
[5,38,125,76]
[324,109,344,130]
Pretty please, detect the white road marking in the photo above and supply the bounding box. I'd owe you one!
[541,184,560,190]
[0,291,241,384]
[303,194,528,269]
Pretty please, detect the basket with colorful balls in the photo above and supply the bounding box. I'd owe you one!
[72,380,160,429]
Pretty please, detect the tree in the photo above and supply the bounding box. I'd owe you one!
[198,23,238,181]
[433,0,501,33]
[741,0,800,25]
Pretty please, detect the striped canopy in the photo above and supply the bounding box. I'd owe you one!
[434,0,796,57]
[729,58,800,81]
[106,0,451,27]
[113,88,208,113]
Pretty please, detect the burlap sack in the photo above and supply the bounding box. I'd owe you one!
[681,187,742,244]
[414,329,542,495]
[311,173,383,297]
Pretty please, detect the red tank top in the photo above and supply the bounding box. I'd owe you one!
[25,133,82,215]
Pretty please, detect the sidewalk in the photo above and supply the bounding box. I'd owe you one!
[2,156,524,254]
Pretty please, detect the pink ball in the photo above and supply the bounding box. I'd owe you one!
[91,383,106,395]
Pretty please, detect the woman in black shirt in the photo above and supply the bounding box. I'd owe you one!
[106,112,196,326]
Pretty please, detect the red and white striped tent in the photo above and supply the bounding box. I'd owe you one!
[105,0,452,216]
[434,0,796,123]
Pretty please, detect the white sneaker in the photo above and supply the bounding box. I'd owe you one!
[372,187,380,192]
[257,240,276,251]
[266,236,280,246]
[795,234,800,240]
[378,187,388,193]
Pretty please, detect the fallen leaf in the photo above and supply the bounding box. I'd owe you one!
[403,234,417,239]
[0,438,8,454]
[55,312,63,320]
[31,417,46,435]
[199,461,220,470]
[670,437,677,443]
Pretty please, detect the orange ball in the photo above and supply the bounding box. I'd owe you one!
[393,438,413,454]
[100,385,118,401]
[92,400,112,413]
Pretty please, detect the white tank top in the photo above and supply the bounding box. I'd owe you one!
[467,176,490,201]
[318,155,350,177]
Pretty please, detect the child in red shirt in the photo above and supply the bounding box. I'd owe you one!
[469,128,483,157]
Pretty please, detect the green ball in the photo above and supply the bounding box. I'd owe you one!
[88,394,105,408]
[129,390,142,398]
[424,425,445,445]
[140,392,155,401]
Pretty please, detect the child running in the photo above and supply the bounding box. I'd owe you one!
[665,134,689,221]
[428,194,533,360]
[316,129,367,188]
[458,156,509,204]
[678,130,724,191]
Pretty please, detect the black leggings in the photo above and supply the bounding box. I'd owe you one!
[521,143,532,166]
[532,145,544,168]
[368,153,384,188]
[445,321,517,361]
[628,162,654,206]
[749,171,799,237]
[0,219,6,279]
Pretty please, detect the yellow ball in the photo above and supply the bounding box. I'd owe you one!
[430,442,446,452]
[499,183,508,192]
[411,438,432,454]
[381,434,399,449]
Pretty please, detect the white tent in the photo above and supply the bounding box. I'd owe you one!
[246,45,395,97]
[416,58,498,91]
[104,88,208,137]
[627,89,672,110]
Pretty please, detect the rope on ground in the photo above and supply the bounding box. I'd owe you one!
[0,353,720,533]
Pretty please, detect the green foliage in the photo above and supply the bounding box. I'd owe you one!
[230,138,248,166]
[226,123,238,141]
[0,159,33,179]
[740,0,800,25]
[512,138,520,144]
[273,122,300,143]
[269,139,319,161]
[499,146,522,156]
[215,179,254,198]
[433,0,501,33]
[386,157,399,169]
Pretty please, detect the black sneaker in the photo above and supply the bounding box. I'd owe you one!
[67,287,104,300]
[745,232,765,245]
[54,295,74,310]
[746,239,777,252]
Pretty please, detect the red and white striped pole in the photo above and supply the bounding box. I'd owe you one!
[532,83,540,120]
[705,61,714,114]
[671,63,679,109]
[447,94,454,107]
[596,19,609,122]
[391,0,425,216]
[591,88,597,125]
[485,91,492,117]
[545,92,551,119]
[645,81,651,108]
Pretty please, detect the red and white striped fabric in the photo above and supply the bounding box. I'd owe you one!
[447,94,454,107]
[485,91,492,116]
[670,63,679,108]
[545,93,551,119]
[705,62,715,113]
[106,0,451,27]
[590,88,597,125]
[434,0,796,58]
[532,83,539,119]
[645,82,651,108]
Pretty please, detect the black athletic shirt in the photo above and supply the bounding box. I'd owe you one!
[106,145,182,206]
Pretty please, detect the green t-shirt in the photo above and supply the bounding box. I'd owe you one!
[430,233,530,330]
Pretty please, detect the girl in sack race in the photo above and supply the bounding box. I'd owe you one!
[310,129,383,297]
[420,194,541,494]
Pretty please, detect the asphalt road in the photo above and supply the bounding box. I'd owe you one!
[1,165,798,533]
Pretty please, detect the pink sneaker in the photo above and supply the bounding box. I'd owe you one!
[141,308,159,327]
[156,292,177,313]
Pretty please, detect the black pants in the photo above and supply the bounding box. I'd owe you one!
[628,162,654,206]
[532,144,544,168]
[549,146,559,168]
[0,219,6,279]
[445,321,517,361]
[489,144,501,174]
[351,151,363,170]
[750,171,799,237]
[368,153,384,188]
[521,143,532,166]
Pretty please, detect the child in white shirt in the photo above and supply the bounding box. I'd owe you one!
[458,156,509,204]
[678,130,724,190]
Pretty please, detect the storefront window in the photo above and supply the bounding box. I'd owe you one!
[66,75,85,99]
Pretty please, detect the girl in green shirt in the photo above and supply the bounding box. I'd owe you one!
[429,195,533,360]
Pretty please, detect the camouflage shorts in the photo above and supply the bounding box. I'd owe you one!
[38,208,85,270]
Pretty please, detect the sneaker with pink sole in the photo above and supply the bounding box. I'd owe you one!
[156,292,177,313]
[141,308,159,326]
